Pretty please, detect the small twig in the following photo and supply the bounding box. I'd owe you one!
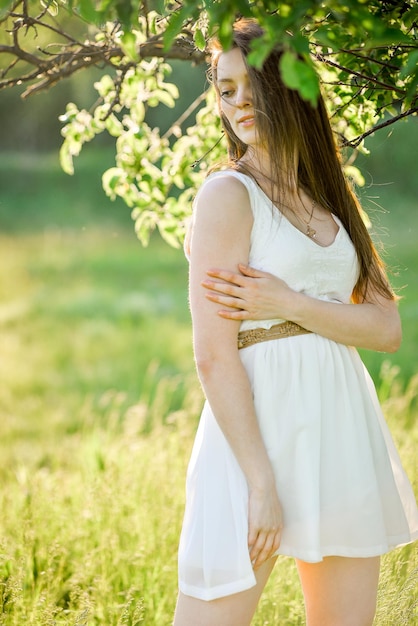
[323,82,388,90]
[162,89,208,139]
[329,84,366,119]
[100,64,134,121]
[315,53,406,95]
[317,43,418,55]
[0,55,19,79]
[339,48,399,72]
[341,106,418,148]
[11,12,80,44]
[143,0,150,38]
[0,65,45,89]
[375,97,402,116]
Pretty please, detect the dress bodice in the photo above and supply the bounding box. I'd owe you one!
[199,170,359,332]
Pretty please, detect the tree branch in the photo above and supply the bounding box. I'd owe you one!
[342,106,418,148]
[162,89,208,139]
[339,48,400,72]
[9,11,79,44]
[315,53,406,95]
[0,0,206,96]
[0,30,206,97]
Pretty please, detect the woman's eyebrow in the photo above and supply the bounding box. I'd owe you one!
[216,78,233,83]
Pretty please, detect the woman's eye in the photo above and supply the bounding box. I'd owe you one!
[220,90,234,98]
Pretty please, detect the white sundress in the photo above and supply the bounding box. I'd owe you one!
[178,170,418,601]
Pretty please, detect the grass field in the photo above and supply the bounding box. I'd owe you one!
[0,130,417,624]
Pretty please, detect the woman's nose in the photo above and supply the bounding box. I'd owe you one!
[236,86,252,108]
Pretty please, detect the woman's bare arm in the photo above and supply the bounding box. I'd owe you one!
[190,176,283,568]
[202,263,401,353]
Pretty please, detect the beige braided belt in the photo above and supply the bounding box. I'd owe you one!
[237,320,311,349]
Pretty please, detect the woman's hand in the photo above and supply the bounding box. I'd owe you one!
[202,263,295,320]
[248,483,283,570]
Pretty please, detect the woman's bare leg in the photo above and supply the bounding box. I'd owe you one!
[296,556,380,626]
[173,557,277,626]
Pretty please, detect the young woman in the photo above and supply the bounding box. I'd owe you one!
[173,18,418,626]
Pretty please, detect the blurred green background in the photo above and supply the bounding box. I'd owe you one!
[0,61,417,625]
[0,59,417,389]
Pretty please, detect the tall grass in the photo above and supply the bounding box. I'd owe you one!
[0,225,193,624]
[0,362,416,624]
[0,143,416,624]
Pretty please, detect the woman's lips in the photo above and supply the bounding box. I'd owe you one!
[238,116,255,127]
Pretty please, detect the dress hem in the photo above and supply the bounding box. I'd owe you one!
[275,532,418,563]
[179,574,256,602]
[179,532,418,602]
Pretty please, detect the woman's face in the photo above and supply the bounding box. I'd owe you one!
[216,47,257,147]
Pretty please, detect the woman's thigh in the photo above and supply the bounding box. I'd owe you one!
[173,557,277,626]
[296,556,380,626]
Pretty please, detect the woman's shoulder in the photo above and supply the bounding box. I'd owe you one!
[201,167,253,189]
[186,169,253,259]
[194,168,259,210]
[194,169,253,209]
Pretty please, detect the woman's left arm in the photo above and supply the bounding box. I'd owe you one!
[202,264,402,353]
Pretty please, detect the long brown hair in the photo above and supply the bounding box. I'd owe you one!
[210,19,394,303]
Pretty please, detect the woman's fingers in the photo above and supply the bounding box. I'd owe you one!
[202,273,253,316]
[208,264,270,280]
[204,290,252,319]
[217,308,251,320]
[206,267,249,286]
[238,263,269,278]
[205,291,244,309]
[248,486,283,570]
[201,279,243,298]
[203,264,290,320]
[249,527,282,570]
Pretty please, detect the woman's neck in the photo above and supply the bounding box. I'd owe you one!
[240,146,271,178]
[239,147,298,195]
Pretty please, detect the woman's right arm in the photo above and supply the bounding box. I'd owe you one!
[189,175,283,569]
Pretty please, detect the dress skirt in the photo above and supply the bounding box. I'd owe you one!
[178,333,418,601]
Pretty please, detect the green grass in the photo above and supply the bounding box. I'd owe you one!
[0,144,416,624]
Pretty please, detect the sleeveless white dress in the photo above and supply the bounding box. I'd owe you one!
[178,170,418,601]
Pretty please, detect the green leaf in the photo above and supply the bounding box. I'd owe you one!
[116,0,134,28]
[151,89,176,108]
[362,28,411,49]
[134,212,157,247]
[217,17,234,50]
[149,12,158,36]
[102,167,124,200]
[400,50,418,80]
[159,221,182,248]
[163,6,193,51]
[405,73,418,107]
[105,114,124,137]
[247,38,275,69]
[40,0,59,17]
[78,0,100,23]
[279,50,319,105]
[59,144,74,176]
[313,26,339,50]
[194,28,206,52]
[403,5,418,29]
[121,31,139,62]
[280,50,301,90]
[0,0,14,12]
[290,32,310,57]
[153,0,165,13]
